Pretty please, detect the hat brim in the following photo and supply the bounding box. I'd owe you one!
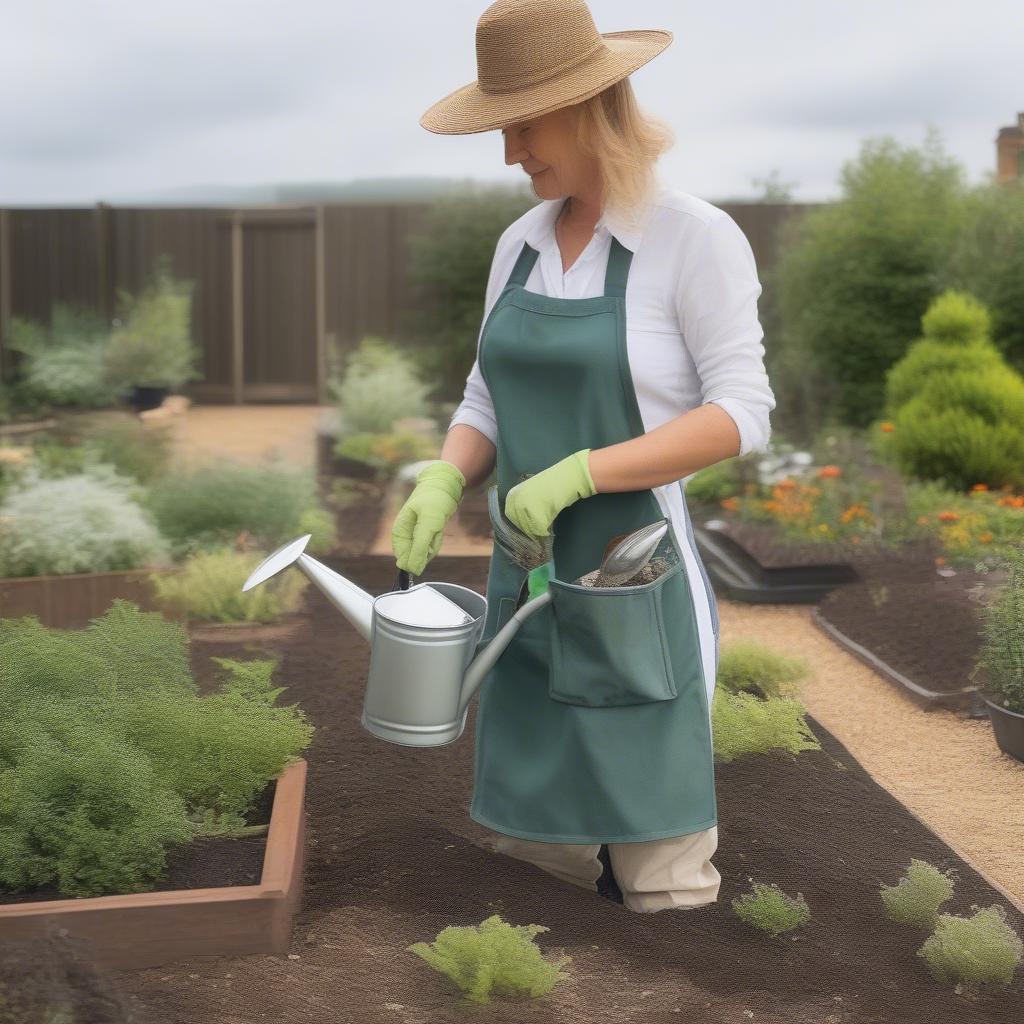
[420,30,673,135]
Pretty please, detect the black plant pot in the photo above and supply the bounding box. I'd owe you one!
[126,385,169,413]
[983,695,1024,764]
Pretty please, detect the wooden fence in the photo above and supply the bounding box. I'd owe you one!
[0,199,818,406]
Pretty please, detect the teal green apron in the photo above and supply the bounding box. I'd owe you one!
[469,234,717,844]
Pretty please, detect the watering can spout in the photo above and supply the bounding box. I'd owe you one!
[242,535,375,641]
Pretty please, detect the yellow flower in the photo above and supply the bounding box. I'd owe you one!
[879,422,895,433]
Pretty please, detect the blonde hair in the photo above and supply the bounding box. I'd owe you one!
[568,77,675,232]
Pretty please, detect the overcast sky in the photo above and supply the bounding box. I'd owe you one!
[1,0,1019,206]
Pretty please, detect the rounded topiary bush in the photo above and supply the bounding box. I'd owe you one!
[918,289,992,346]
[884,338,1003,411]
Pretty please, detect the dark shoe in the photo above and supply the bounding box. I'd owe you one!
[595,844,624,904]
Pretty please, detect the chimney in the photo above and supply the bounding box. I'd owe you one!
[995,112,1024,183]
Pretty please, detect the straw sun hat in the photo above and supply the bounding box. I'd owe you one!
[420,0,673,135]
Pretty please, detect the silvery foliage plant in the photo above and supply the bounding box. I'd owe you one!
[755,440,815,486]
[0,462,171,578]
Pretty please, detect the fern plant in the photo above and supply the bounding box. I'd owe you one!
[0,600,313,898]
[406,914,572,1005]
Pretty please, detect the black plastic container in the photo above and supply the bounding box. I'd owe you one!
[983,696,1024,764]
[125,385,169,413]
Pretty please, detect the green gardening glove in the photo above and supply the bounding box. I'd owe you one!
[392,460,466,576]
[504,449,597,539]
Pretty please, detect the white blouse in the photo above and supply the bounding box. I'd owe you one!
[446,179,776,461]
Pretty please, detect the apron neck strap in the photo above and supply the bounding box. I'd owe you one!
[603,236,633,298]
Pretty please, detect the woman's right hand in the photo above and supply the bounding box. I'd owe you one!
[391,460,466,576]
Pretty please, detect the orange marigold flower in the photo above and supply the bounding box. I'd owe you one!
[817,465,842,479]
[879,422,895,432]
[971,483,988,492]
[720,496,740,511]
[937,511,959,522]
[935,556,946,565]
[978,532,994,543]
[916,515,930,525]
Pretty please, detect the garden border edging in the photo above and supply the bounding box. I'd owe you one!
[811,607,980,711]
[0,758,308,971]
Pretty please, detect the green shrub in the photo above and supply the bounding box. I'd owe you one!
[917,289,992,346]
[82,417,175,484]
[0,464,171,577]
[767,128,968,436]
[917,905,1023,992]
[144,461,331,558]
[685,461,741,503]
[711,689,821,763]
[0,600,313,897]
[296,505,338,555]
[884,338,1003,411]
[402,184,537,402]
[101,255,201,391]
[888,401,1024,491]
[149,547,308,623]
[941,177,1024,371]
[5,304,121,408]
[717,639,810,699]
[879,859,956,929]
[329,336,432,434]
[731,880,811,937]
[334,430,440,480]
[406,914,572,1005]
[974,546,1024,714]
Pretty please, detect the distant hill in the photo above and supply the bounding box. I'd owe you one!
[99,176,528,207]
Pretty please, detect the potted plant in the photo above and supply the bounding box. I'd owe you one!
[101,254,202,413]
[972,546,1024,762]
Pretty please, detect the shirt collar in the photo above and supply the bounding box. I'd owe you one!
[523,193,653,255]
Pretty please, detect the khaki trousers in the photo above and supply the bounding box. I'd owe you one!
[487,825,721,913]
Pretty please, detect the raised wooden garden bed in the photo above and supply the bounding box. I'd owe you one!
[0,567,178,629]
[185,613,310,644]
[0,758,307,971]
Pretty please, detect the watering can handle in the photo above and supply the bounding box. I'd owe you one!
[395,568,413,591]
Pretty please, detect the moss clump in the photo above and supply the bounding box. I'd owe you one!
[918,905,1023,992]
[732,879,811,937]
[717,639,810,700]
[406,914,572,1005]
[879,859,956,930]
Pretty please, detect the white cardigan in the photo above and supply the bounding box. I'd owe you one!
[447,180,777,461]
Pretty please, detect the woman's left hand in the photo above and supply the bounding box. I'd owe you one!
[504,448,597,538]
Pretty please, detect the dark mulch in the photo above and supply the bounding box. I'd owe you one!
[322,476,391,556]
[98,553,1024,1024]
[816,536,1007,697]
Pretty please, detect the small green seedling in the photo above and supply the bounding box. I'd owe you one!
[406,913,572,1005]
[711,689,821,764]
[879,859,956,930]
[717,639,811,700]
[731,879,811,937]
[917,904,1023,993]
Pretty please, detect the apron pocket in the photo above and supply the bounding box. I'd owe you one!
[547,560,684,707]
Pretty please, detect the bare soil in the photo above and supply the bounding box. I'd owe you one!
[99,553,1024,1024]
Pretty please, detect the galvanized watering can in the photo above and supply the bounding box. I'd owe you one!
[241,516,669,750]
[241,534,552,748]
